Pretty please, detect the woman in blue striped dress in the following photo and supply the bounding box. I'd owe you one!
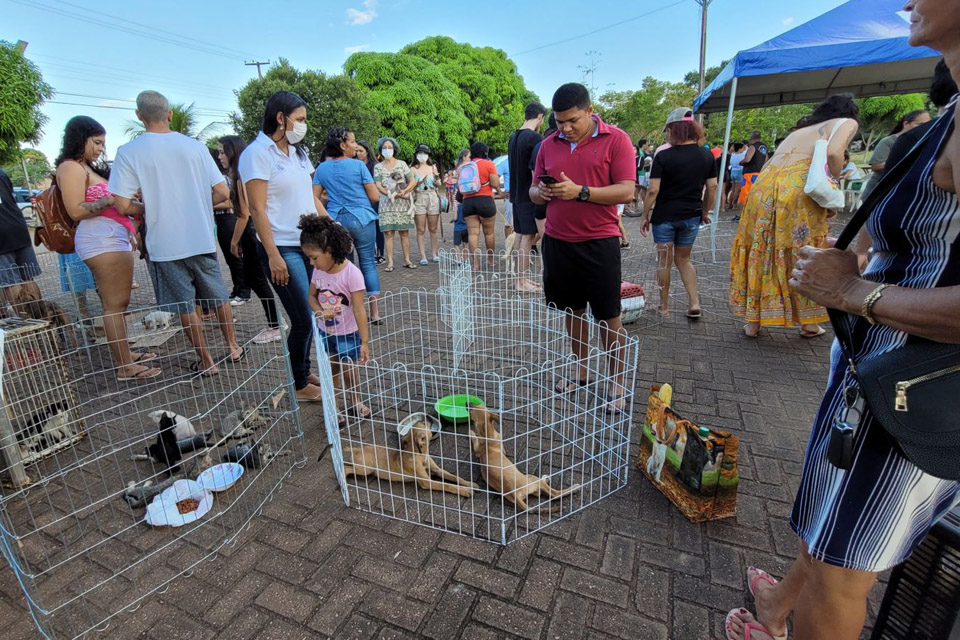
[726,3,960,639]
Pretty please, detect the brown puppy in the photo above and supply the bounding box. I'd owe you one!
[342,421,478,497]
[469,405,581,511]
[10,285,76,344]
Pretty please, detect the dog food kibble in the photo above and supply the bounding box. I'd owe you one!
[175,498,200,515]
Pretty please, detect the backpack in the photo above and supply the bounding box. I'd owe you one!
[32,183,77,254]
[456,161,484,196]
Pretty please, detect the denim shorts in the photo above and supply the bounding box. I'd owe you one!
[148,253,229,314]
[324,330,362,361]
[652,218,700,247]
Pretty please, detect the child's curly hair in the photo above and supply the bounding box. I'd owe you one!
[298,215,353,263]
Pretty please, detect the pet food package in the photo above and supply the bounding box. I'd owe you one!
[638,384,739,523]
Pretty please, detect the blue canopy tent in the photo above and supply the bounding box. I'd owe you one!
[692,0,940,258]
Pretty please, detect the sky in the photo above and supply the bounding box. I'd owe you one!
[4,0,850,165]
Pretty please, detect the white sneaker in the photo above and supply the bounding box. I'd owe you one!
[253,327,283,344]
[230,297,248,306]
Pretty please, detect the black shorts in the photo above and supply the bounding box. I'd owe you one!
[542,235,621,321]
[462,196,497,219]
[512,202,538,235]
[534,203,547,220]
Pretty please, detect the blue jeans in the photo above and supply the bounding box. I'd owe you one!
[257,244,314,390]
[338,211,381,296]
[652,218,701,247]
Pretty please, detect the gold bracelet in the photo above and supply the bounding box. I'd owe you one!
[861,284,890,325]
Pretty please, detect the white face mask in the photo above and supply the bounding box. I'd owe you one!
[285,121,307,144]
[381,148,394,159]
[416,154,428,163]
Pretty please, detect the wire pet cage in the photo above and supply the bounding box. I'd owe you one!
[0,301,305,639]
[316,289,641,544]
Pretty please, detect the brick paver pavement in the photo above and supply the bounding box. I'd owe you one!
[1,213,889,639]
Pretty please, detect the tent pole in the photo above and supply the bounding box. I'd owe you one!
[712,76,737,262]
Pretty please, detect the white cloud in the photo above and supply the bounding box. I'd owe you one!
[347,0,377,25]
[344,44,370,54]
[782,16,794,26]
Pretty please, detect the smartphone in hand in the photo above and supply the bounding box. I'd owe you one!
[538,174,559,185]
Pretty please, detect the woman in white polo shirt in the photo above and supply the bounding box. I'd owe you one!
[239,91,328,402]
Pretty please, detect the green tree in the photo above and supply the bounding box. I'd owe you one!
[1,148,52,188]
[855,94,929,151]
[125,102,225,141]
[399,36,535,156]
[345,52,470,165]
[703,104,813,146]
[0,42,54,165]
[599,78,697,144]
[231,59,380,162]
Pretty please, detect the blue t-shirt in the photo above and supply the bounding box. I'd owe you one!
[312,158,376,226]
[454,202,467,232]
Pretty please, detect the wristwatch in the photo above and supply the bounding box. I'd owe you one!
[577,185,590,202]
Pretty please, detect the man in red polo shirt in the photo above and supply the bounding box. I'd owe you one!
[529,83,635,412]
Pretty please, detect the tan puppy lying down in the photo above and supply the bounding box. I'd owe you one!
[343,421,478,497]
[469,405,581,511]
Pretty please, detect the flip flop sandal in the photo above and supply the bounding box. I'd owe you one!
[370,319,384,326]
[686,309,703,319]
[747,567,779,598]
[555,377,588,394]
[189,361,218,377]
[404,263,418,269]
[419,258,428,265]
[384,266,395,272]
[724,608,786,640]
[130,352,158,364]
[800,326,826,339]
[117,367,162,382]
[226,348,246,363]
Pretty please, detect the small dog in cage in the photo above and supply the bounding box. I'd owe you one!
[148,410,197,440]
[146,413,182,475]
[468,405,581,511]
[9,286,76,344]
[341,420,479,497]
[18,403,75,456]
[141,311,174,331]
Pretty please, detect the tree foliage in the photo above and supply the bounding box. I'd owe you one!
[231,59,381,163]
[1,148,52,188]
[855,94,928,150]
[400,36,537,154]
[125,102,225,141]
[345,52,471,164]
[599,78,697,144]
[0,42,54,165]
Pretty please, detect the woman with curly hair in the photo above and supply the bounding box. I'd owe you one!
[301,215,370,423]
[55,115,161,381]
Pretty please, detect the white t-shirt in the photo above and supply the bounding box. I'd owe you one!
[108,132,225,262]
[238,131,317,246]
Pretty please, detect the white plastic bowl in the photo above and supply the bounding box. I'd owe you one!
[196,463,244,492]
[145,479,213,527]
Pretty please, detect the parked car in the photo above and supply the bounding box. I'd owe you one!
[13,188,40,227]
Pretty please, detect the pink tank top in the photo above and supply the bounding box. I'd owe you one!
[86,183,135,234]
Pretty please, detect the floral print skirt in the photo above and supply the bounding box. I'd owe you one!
[729,158,829,326]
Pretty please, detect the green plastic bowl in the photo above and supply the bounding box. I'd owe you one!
[435,394,485,424]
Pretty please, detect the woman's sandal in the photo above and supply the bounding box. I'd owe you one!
[188,361,218,377]
[724,608,786,640]
[384,265,395,272]
[404,263,418,269]
[226,348,245,363]
[117,366,161,382]
[130,352,158,364]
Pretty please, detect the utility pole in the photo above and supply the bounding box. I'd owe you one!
[245,60,271,80]
[694,0,711,123]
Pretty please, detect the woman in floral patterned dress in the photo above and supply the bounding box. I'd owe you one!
[729,95,859,338]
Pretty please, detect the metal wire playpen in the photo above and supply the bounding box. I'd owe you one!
[316,289,641,544]
[0,301,305,639]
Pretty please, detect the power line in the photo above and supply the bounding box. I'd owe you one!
[54,0,264,60]
[31,53,236,93]
[54,92,232,115]
[7,0,254,61]
[510,0,688,57]
[43,69,233,107]
[46,100,232,118]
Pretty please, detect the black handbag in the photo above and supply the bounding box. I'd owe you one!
[827,119,960,481]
